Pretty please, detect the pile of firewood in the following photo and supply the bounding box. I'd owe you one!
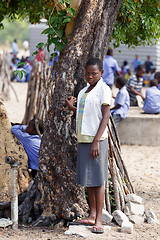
[22,60,54,128]
[106,116,134,213]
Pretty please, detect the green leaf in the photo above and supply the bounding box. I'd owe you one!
[63,16,72,24]
[21,70,27,76]
[58,10,67,16]
[13,70,19,76]
[32,50,38,56]
[67,7,75,17]
[55,28,63,38]
[41,28,54,35]
[36,42,45,49]
[17,61,27,67]
[56,42,65,52]
[18,71,23,80]
[52,37,59,45]
[60,0,71,4]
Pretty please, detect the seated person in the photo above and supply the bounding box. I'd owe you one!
[124,68,132,81]
[11,118,44,178]
[126,65,145,106]
[154,71,160,90]
[111,76,130,127]
[122,60,130,76]
[143,79,160,114]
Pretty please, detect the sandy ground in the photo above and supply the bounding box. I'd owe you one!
[0,83,160,239]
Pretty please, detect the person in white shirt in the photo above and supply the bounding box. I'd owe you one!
[66,57,111,234]
[12,39,18,56]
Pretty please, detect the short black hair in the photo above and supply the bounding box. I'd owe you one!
[150,79,158,87]
[154,71,160,79]
[30,119,44,135]
[85,57,103,71]
[123,60,128,66]
[115,76,126,87]
[136,64,145,72]
[107,48,113,56]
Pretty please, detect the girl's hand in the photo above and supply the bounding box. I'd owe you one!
[65,96,77,112]
[90,140,99,159]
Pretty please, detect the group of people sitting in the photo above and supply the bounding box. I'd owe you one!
[103,49,160,129]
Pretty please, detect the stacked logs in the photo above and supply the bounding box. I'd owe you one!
[22,60,54,128]
[105,115,134,213]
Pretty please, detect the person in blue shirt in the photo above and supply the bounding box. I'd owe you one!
[132,55,141,73]
[143,79,160,114]
[11,118,44,178]
[154,72,160,90]
[102,48,120,88]
[144,56,153,74]
[111,76,130,127]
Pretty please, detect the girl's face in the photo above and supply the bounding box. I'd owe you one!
[85,64,104,86]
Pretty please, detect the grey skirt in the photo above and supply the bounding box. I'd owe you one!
[76,138,108,187]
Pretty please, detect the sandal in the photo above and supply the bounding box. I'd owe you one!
[69,218,95,226]
[91,225,104,234]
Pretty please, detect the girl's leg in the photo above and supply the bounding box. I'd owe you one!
[94,185,105,227]
[86,187,96,223]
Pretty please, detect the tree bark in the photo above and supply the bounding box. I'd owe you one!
[0,98,30,204]
[20,0,123,223]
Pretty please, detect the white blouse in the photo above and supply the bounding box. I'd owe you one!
[76,78,111,139]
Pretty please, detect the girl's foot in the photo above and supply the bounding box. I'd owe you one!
[91,225,104,234]
[70,217,95,226]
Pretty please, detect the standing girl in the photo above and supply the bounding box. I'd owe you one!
[66,57,111,234]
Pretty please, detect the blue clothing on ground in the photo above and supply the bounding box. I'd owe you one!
[103,55,119,85]
[143,86,160,114]
[11,125,41,170]
[111,86,130,119]
[158,83,160,90]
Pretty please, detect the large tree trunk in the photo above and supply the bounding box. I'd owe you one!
[19,0,123,224]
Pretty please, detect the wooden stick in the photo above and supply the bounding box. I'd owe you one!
[109,115,121,150]
[105,181,111,214]
[108,124,135,193]
[108,135,121,210]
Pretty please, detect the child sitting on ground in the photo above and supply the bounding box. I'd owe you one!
[111,76,130,127]
[143,79,160,114]
[11,118,44,178]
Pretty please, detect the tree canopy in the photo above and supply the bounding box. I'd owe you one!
[0,0,160,50]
